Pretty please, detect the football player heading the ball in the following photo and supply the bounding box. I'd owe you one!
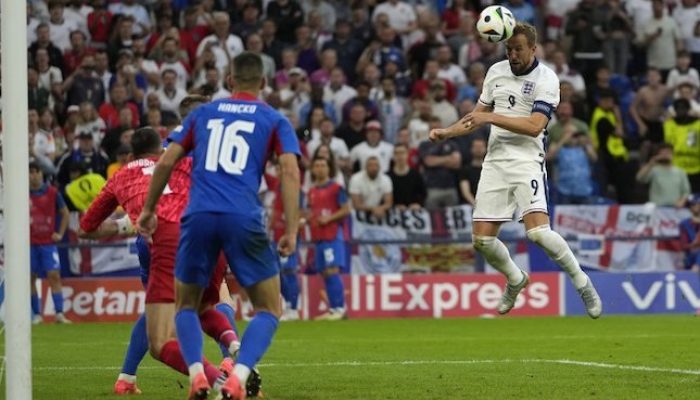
[429,22,603,319]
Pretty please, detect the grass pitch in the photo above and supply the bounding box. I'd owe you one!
[1,315,699,399]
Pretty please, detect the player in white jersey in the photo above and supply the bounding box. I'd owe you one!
[430,23,602,318]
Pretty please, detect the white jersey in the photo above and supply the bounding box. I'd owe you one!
[478,59,560,163]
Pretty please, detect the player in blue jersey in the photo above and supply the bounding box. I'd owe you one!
[680,194,700,271]
[138,52,301,400]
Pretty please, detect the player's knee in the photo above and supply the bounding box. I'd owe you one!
[472,235,496,254]
[526,225,551,246]
[148,336,166,359]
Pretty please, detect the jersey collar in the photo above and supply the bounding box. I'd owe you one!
[230,91,259,101]
[514,58,539,77]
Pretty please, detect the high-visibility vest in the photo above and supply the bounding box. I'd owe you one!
[590,107,629,161]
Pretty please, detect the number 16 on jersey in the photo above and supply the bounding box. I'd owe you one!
[205,119,255,175]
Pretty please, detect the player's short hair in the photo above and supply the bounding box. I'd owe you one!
[131,127,162,158]
[512,22,538,47]
[232,52,264,87]
[311,151,337,181]
[179,94,209,118]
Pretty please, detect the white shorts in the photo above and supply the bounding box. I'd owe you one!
[473,159,549,222]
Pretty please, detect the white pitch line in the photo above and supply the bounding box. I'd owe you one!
[33,359,700,376]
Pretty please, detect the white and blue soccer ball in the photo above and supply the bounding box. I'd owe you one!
[476,5,516,43]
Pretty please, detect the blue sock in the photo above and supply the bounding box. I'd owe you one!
[121,314,148,375]
[324,273,345,309]
[175,309,204,367]
[52,292,64,314]
[280,272,299,310]
[215,303,238,357]
[236,311,279,369]
[31,294,40,315]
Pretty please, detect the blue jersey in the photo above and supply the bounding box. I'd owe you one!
[168,92,300,217]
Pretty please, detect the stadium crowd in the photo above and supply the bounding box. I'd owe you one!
[2,0,700,212]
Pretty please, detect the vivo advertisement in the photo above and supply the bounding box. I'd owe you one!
[565,272,700,315]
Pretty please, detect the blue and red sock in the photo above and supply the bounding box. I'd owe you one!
[324,273,345,309]
[51,292,64,314]
[200,308,238,358]
[121,314,148,376]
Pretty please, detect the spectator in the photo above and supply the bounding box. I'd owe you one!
[156,37,190,90]
[294,25,321,74]
[199,67,231,100]
[547,127,598,204]
[108,0,151,36]
[505,0,536,25]
[28,162,71,325]
[29,23,65,72]
[55,131,109,187]
[311,48,338,86]
[356,26,405,77]
[411,60,456,103]
[442,0,474,38]
[336,103,368,150]
[307,117,350,172]
[429,80,459,127]
[196,12,244,78]
[99,83,140,130]
[322,19,364,83]
[679,193,700,271]
[107,144,132,179]
[110,50,147,107]
[86,0,113,50]
[233,2,263,40]
[35,48,63,111]
[388,143,425,209]
[435,44,467,87]
[561,81,589,121]
[644,0,682,80]
[457,63,485,103]
[146,108,168,139]
[452,15,478,69]
[666,51,700,95]
[181,6,212,62]
[378,77,411,144]
[298,105,326,142]
[418,137,462,210]
[548,101,590,145]
[132,37,160,90]
[47,0,80,52]
[29,109,57,176]
[664,98,700,192]
[350,5,372,45]
[246,33,276,84]
[94,50,112,96]
[28,68,50,112]
[342,80,379,122]
[301,0,337,32]
[75,101,106,147]
[103,120,135,161]
[107,16,136,70]
[458,137,486,207]
[630,68,670,144]
[299,83,337,129]
[565,0,606,85]
[371,0,417,48]
[602,0,633,76]
[306,9,333,50]
[274,48,300,90]
[349,156,393,218]
[27,3,43,45]
[279,67,310,118]
[408,99,434,146]
[349,120,394,173]
[636,144,691,206]
[63,55,105,109]
[551,50,586,96]
[63,30,95,77]
[267,0,305,45]
[395,127,420,168]
[261,18,286,67]
[591,89,634,203]
[673,0,700,69]
[668,83,700,118]
[323,67,357,124]
[408,16,445,80]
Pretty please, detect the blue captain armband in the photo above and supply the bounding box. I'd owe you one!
[532,101,554,119]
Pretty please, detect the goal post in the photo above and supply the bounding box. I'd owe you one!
[2,0,33,399]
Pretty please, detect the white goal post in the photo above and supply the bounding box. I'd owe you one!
[2,0,32,399]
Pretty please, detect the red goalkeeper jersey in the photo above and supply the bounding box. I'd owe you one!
[80,156,192,232]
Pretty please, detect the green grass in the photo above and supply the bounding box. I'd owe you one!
[1,316,700,399]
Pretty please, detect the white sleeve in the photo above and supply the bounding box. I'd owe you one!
[335,140,350,159]
[348,173,361,195]
[478,67,496,107]
[532,72,560,119]
[382,175,393,194]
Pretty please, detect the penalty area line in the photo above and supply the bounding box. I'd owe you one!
[34,359,700,376]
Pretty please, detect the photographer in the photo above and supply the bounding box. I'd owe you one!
[636,143,691,207]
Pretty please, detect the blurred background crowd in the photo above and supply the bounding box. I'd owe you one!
[2,0,700,212]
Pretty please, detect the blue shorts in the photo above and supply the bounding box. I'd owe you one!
[175,212,279,288]
[30,245,60,276]
[135,235,151,287]
[314,239,346,271]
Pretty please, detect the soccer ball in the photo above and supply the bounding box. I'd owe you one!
[476,5,516,43]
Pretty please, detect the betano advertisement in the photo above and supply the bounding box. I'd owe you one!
[32,272,700,322]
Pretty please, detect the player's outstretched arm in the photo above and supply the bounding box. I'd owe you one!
[466,111,549,138]
[138,143,185,237]
[278,153,301,257]
[429,103,492,142]
[78,216,136,240]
